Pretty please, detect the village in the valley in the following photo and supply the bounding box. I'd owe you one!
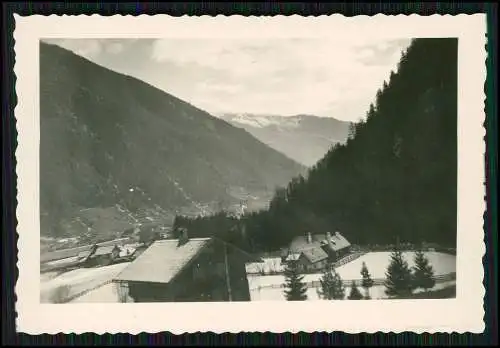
[40,204,457,303]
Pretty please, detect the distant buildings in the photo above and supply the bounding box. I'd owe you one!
[283,232,351,272]
[40,237,132,264]
[112,230,261,302]
[78,244,136,267]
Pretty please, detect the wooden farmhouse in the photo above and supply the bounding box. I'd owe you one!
[112,230,261,302]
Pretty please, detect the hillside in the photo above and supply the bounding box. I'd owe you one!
[40,42,305,239]
[217,113,350,167]
[177,38,458,251]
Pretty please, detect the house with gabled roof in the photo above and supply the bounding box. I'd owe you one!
[112,230,261,302]
[320,231,351,260]
[284,231,352,272]
[296,247,329,272]
[78,244,121,267]
[77,243,136,267]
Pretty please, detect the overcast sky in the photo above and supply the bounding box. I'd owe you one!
[44,38,411,122]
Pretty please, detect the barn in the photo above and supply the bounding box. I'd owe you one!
[112,231,261,302]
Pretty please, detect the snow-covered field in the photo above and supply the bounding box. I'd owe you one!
[40,262,130,303]
[70,282,122,303]
[248,251,456,301]
[248,279,457,301]
[44,251,455,303]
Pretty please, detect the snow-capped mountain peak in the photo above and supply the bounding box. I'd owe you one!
[216,113,351,167]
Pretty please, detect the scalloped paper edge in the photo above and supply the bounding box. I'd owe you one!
[12,13,487,334]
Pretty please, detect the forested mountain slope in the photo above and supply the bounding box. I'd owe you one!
[40,42,305,238]
[176,38,458,251]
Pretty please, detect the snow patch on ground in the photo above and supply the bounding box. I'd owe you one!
[40,262,130,303]
[334,251,456,279]
[248,280,457,301]
[248,252,456,301]
[70,282,121,303]
[246,257,284,274]
[47,251,456,303]
[227,114,301,129]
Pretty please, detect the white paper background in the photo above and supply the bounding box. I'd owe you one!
[13,14,487,334]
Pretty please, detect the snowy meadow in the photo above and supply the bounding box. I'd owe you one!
[247,251,456,301]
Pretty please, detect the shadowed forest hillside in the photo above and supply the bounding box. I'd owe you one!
[174,38,458,252]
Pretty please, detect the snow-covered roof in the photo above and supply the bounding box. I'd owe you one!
[113,238,211,284]
[289,232,351,254]
[289,234,326,253]
[300,247,329,264]
[94,245,120,256]
[322,232,351,252]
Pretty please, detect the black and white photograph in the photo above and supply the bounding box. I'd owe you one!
[38,36,458,304]
[14,14,486,334]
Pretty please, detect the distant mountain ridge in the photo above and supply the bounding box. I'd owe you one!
[217,113,351,167]
[178,38,458,252]
[40,42,305,239]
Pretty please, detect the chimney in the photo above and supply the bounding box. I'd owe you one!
[326,232,335,250]
[307,232,312,244]
[177,228,189,247]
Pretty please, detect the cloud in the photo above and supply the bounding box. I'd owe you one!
[43,39,137,60]
[149,38,410,120]
[106,42,124,54]
[43,39,104,60]
[45,38,411,121]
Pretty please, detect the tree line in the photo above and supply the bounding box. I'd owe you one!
[173,38,458,253]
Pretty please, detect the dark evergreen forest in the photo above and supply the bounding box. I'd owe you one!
[173,38,458,252]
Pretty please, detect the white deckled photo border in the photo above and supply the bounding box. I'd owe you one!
[14,14,487,334]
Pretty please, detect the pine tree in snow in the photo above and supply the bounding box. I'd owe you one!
[283,262,308,301]
[384,249,414,298]
[347,280,364,300]
[412,250,436,292]
[318,265,345,300]
[360,261,374,299]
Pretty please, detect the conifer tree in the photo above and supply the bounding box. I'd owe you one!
[318,265,345,300]
[332,269,345,300]
[317,266,335,300]
[412,250,436,292]
[360,261,374,299]
[347,280,364,300]
[384,249,414,298]
[283,262,308,301]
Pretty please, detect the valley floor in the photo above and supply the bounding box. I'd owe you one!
[40,251,456,303]
[247,251,456,301]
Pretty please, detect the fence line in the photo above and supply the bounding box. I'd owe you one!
[249,272,456,291]
[330,251,367,269]
[246,251,367,276]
